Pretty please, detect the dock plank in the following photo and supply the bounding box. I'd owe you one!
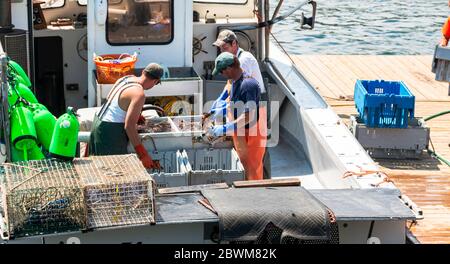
[293,55,450,244]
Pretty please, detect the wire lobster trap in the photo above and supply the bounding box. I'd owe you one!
[74,154,156,229]
[1,159,87,239]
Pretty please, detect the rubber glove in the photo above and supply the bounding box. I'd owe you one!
[210,89,229,114]
[134,144,157,169]
[207,122,236,137]
[210,100,228,120]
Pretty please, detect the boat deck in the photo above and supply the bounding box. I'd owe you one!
[293,55,450,244]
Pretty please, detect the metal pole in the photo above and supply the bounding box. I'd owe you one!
[270,0,284,31]
[0,42,12,162]
[264,0,270,62]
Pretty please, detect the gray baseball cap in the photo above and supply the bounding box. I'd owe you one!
[144,63,164,81]
[213,29,237,47]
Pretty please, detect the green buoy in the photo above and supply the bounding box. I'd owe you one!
[8,82,38,106]
[27,144,45,161]
[11,143,45,162]
[49,107,80,160]
[11,145,24,162]
[33,107,57,151]
[8,60,32,87]
[29,103,48,112]
[10,105,38,159]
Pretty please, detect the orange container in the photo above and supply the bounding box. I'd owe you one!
[94,53,137,84]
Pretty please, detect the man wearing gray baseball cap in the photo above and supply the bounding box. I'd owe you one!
[213,29,265,94]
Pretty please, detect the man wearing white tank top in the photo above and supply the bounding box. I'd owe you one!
[89,63,164,170]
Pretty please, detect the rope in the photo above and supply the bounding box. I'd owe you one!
[342,165,394,187]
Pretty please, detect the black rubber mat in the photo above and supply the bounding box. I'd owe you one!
[202,187,333,243]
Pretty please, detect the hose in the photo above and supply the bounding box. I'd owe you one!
[423,110,450,167]
[424,110,450,122]
[428,149,450,167]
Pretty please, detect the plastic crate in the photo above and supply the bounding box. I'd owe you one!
[129,116,202,152]
[185,148,245,186]
[354,80,415,128]
[147,150,189,188]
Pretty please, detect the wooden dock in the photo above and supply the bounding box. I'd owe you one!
[293,55,450,244]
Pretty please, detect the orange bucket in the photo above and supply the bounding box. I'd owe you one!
[94,53,137,84]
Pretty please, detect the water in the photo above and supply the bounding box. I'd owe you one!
[271,0,448,55]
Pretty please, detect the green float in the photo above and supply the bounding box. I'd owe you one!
[8,60,32,87]
[10,104,38,160]
[8,82,38,106]
[27,144,46,161]
[29,103,48,112]
[32,107,57,151]
[49,107,79,160]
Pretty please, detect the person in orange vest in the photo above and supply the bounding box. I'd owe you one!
[441,1,450,46]
[207,52,267,181]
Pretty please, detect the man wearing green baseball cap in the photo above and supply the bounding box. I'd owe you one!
[89,63,164,170]
[207,52,267,181]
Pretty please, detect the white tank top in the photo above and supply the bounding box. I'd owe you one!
[98,76,143,123]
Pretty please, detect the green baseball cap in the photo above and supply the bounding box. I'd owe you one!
[144,63,164,81]
[212,52,235,76]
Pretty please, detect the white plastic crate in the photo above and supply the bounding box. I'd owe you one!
[147,150,189,188]
[185,148,245,186]
[128,116,202,152]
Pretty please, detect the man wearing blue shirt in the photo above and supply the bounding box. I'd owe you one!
[207,52,267,181]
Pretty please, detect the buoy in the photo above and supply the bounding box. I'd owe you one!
[11,145,24,162]
[27,144,45,161]
[28,103,48,112]
[8,60,32,87]
[11,143,45,162]
[10,104,37,159]
[8,82,38,106]
[49,107,80,160]
[15,75,31,88]
[33,107,57,151]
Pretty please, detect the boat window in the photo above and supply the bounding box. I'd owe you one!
[107,0,173,45]
[78,0,87,5]
[193,0,247,4]
[40,0,65,9]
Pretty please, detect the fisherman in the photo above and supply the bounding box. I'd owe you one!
[441,1,450,46]
[89,63,164,170]
[207,52,267,180]
[213,30,266,94]
[208,29,271,179]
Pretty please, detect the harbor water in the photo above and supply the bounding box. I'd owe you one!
[271,0,448,55]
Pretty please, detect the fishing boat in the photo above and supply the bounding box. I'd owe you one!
[0,0,422,244]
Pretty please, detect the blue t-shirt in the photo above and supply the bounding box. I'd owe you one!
[230,74,261,128]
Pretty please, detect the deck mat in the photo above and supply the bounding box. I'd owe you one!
[201,187,332,243]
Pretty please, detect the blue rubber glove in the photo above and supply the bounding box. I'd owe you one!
[210,89,229,114]
[208,122,236,137]
[211,100,228,120]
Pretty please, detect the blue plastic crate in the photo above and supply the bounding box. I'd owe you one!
[354,80,415,128]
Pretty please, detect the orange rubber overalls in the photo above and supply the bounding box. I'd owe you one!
[443,17,450,40]
[225,75,267,181]
[442,17,450,46]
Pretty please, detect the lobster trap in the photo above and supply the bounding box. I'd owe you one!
[74,155,156,229]
[1,159,87,239]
